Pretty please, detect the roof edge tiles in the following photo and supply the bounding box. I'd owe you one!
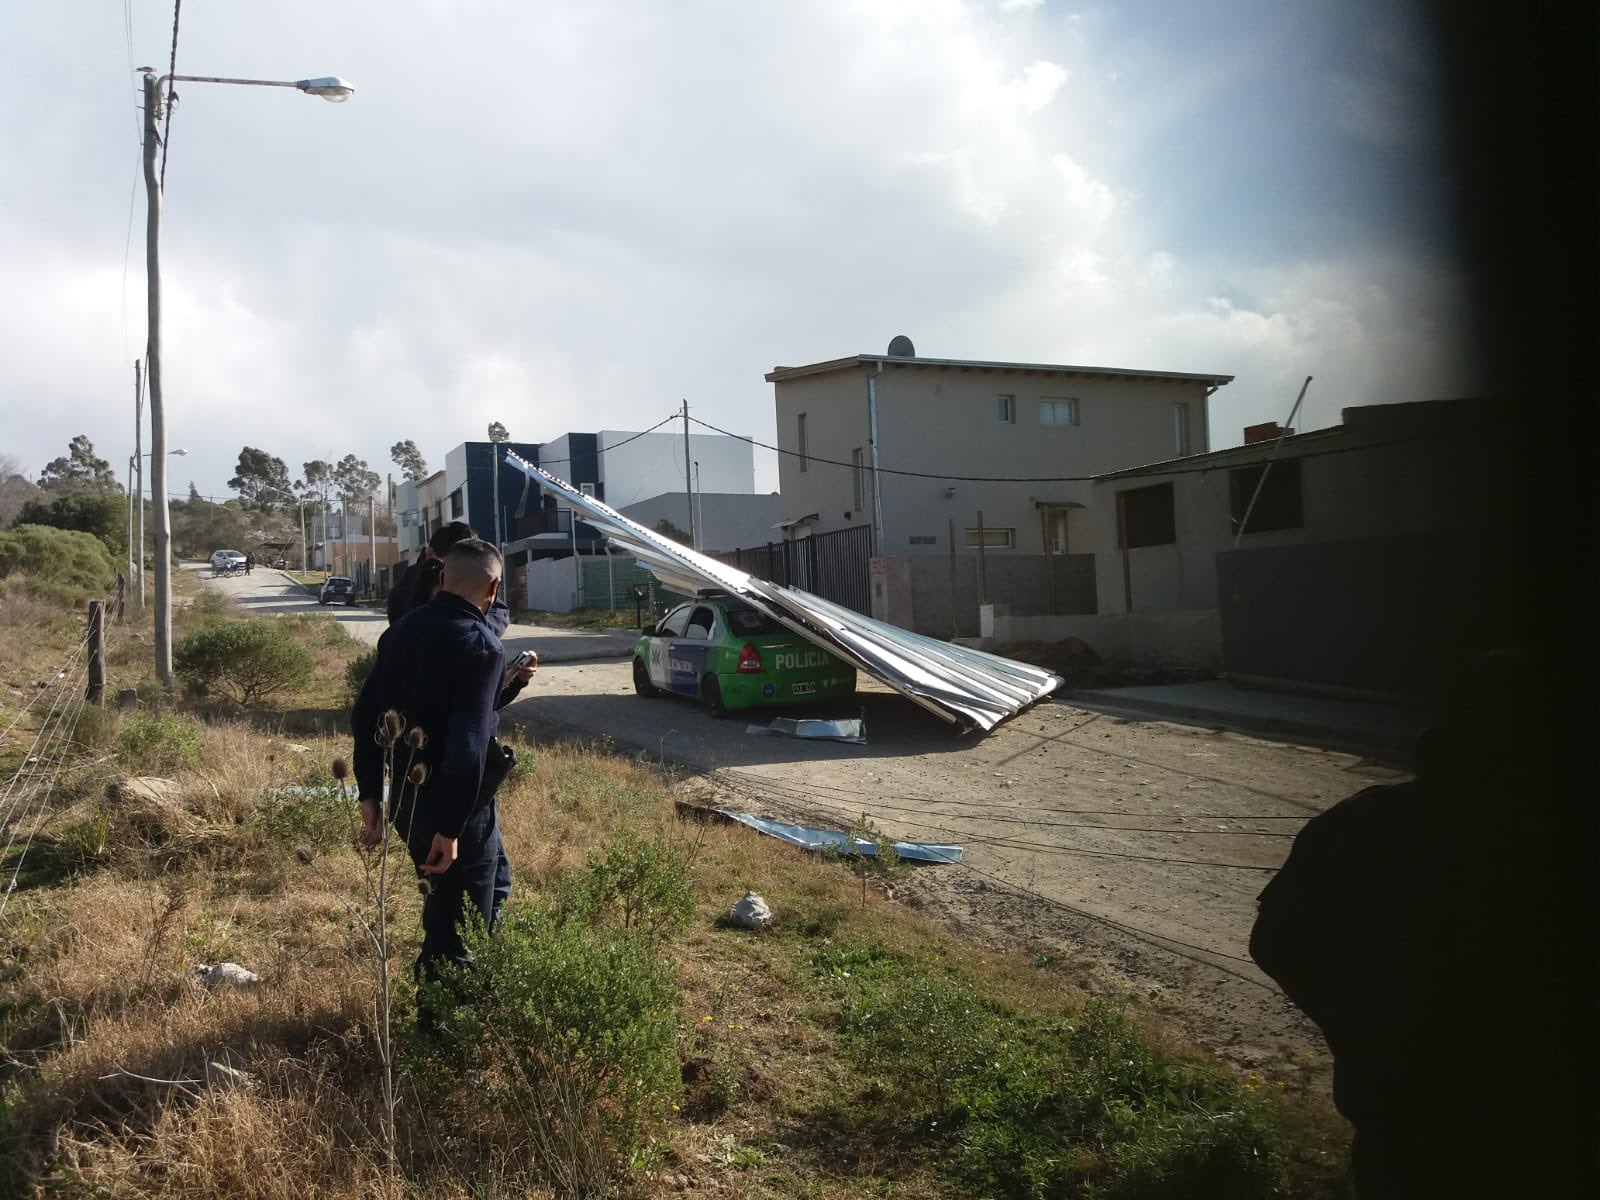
[765,354,1233,386]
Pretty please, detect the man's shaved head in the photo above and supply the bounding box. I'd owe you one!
[441,539,503,611]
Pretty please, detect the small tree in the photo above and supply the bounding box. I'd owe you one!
[229,447,295,510]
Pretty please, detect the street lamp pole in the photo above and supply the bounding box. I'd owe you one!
[139,68,353,689]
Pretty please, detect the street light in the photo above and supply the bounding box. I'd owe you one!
[141,68,353,689]
[126,447,188,616]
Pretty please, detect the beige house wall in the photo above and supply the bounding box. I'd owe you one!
[773,361,1215,559]
[1090,415,1494,614]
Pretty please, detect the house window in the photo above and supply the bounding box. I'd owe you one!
[798,412,808,473]
[908,535,938,545]
[851,447,865,510]
[1174,402,1190,456]
[449,489,463,518]
[1040,398,1078,427]
[997,394,1016,423]
[963,527,1015,549]
[1229,459,1304,534]
[579,482,596,497]
[1117,483,1175,548]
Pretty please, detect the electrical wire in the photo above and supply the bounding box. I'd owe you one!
[687,413,1488,485]
[0,635,94,751]
[158,0,181,188]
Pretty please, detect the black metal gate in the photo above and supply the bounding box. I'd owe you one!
[714,525,874,614]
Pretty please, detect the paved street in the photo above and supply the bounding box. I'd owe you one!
[197,565,638,663]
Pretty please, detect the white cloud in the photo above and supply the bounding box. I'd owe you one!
[999,0,1047,12]
[0,0,1465,499]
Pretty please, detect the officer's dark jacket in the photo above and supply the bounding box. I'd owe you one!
[352,590,504,840]
[388,559,512,636]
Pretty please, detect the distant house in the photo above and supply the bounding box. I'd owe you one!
[765,338,1232,628]
[993,399,1498,699]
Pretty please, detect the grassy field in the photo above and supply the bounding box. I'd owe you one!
[0,583,1351,1198]
[513,606,651,632]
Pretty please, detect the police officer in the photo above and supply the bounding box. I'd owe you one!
[352,539,534,997]
[389,521,514,635]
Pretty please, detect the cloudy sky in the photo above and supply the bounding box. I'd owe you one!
[1,0,1466,499]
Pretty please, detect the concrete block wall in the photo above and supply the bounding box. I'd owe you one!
[872,553,1096,636]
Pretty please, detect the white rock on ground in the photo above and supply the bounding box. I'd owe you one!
[193,962,262,988]
[728,891,773,930]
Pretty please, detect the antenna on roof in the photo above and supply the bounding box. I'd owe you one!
[886,334,916,357]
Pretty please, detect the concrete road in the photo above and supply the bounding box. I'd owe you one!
[196,566,638,663]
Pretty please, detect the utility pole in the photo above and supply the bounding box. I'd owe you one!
[299,498,308,573]
[368,495,377,596]
[142,73,173,689]
[681,398,695,547]
[125,455,135,586]
[133,359,145,617]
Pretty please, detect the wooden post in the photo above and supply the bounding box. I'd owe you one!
[87,601,106,705]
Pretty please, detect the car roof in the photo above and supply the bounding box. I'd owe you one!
[327,576,352,583]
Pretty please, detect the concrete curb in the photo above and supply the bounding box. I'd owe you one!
[1060,688,1423,764]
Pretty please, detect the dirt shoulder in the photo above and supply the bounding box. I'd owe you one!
[508,662,1411,1094]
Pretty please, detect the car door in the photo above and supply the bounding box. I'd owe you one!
[647,605,692,689]
[671,605,719,697]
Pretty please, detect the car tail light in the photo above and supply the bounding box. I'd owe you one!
[736,642,764,674]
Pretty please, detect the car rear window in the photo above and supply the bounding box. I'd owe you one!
[725,608,778,634]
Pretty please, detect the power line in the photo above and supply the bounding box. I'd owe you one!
[158,0,181,188]
[688,414,1485,485]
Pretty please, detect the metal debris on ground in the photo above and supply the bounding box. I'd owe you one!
[745,716,867,744]
[727,890,773,930]
[502,454,1064,732]
[720,811,962,864]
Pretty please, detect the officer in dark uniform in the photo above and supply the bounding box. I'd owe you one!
[389,520,514,635]
[352,539,534,987]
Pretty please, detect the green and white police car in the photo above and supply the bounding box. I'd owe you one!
[632,593,856,716]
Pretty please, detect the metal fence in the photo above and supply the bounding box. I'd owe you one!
[713,525,874,615]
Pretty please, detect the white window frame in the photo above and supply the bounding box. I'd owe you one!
[1040,397,1078,427]
[997,394,1016,423]
[963,527,1016,549]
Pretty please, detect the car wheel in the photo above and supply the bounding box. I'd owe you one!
[702,674,728,718]
[633,658,658,697]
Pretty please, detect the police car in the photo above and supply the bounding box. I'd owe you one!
[632,593,856,715]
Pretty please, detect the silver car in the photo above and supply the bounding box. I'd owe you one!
[210,549,247,574]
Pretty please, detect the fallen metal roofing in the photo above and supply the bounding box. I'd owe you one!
[504,454,1063,732]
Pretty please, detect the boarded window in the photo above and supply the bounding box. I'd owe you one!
[1230,459,1303,534]
[1117,483,1175,548]
[964,527,1015,549]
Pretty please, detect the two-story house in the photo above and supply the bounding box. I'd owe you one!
[766,339,1231,633]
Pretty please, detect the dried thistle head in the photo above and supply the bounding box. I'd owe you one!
[406,727,428,750]
[382,710,405,744]
[330,758,349,782]
[407,762,430,787]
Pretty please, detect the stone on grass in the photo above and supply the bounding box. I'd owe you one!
[193,962,262,989]
[728,891,773,931]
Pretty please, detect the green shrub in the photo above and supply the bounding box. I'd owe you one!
[559,831,694,938]
[255,781,353,852]
[421,900,682,1191]
[117,712,203,772]
[344,648,378,698]
[822,951,1288,1200]
[15,493,126,556]
[0,525,116,605]
[173,620,313,704]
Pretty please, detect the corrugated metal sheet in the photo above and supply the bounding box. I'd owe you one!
[504,454,1063,731]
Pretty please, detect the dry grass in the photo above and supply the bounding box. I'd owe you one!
[2,593,1348,1198]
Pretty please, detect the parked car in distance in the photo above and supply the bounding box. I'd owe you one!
[633,593,855,715]
[319,576,357,606]
[210,549,246,573]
